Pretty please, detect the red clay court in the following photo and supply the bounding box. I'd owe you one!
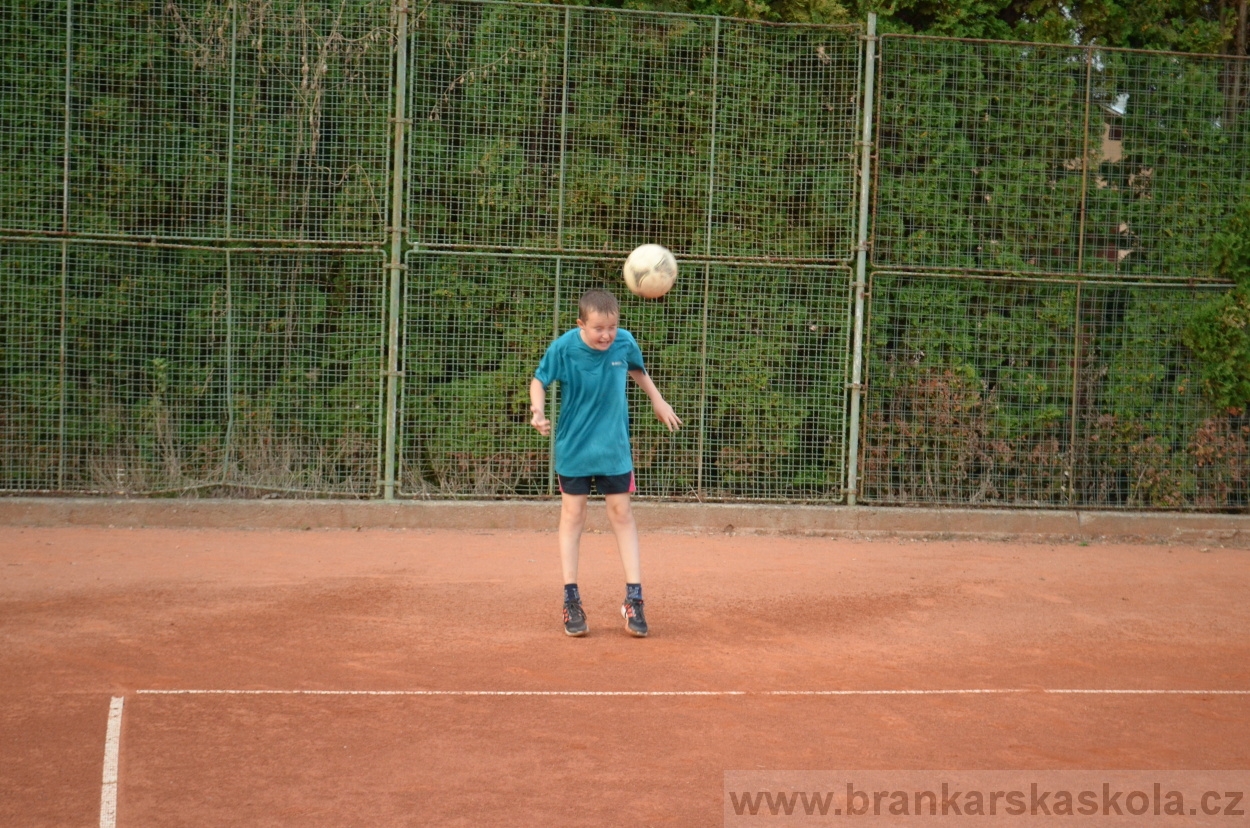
[2,521,1248,826]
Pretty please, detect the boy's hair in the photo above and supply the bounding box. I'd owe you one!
[578,289,620,321]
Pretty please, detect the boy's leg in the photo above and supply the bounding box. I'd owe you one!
[605,490,647,637]
[604,491,641,583]
[559,492,589,585]
[559,491,589,636]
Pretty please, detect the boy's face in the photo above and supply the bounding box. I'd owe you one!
[577,310,619,351]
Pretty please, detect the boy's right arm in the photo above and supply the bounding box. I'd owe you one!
[529,378,551,436]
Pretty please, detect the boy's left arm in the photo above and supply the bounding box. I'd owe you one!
[629,369,682,432]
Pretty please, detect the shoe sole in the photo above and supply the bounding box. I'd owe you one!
[565,626,588,637]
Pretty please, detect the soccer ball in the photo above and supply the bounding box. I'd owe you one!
[622,244,677,299]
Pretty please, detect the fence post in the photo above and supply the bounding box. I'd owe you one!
[1075,45,1094,276]
[222,2,239,487]
[548,6,572,497]
[383,0,411,500]
[698,16,722,500]
[845,12,876,507]
[1068,281,1084,506]
[58,0,74,489]
[1066,46,1096,507]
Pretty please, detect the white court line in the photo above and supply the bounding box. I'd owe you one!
[100,696,124,828]
[135,688,1250,697]
[137,689,744,696]
[1043,689,1250,695]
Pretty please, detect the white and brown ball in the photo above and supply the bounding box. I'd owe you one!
[622,244,677,299]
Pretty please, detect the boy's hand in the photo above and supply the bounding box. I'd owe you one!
[530,408,551,436]
[653,400,682,432]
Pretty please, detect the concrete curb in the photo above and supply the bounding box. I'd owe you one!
[1,498,1247,546]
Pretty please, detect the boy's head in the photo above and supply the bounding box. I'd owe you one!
[578,289,619,322]
[577,289,620,351]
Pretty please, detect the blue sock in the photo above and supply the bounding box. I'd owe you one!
[564,583,580,603]
[626,583,642,602]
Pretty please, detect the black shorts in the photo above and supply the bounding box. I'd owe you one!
[557,471,636,496]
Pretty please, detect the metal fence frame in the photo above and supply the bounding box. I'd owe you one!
[3,1,1248,508]
[870,33,1250,283]
[404,2,864,262]
[397,2,865,503]
[396,250,854,501]
[858,33,1249,510]
[859,271,1242,509]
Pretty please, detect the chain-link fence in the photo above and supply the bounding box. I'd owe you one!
[861,273,1246,508]
[1,1,394,242]
[407,3,863,261]
[2,1,1249,508]
[0,238,384,495]
[863,36,1250,509]
[400,251,850,501]
[1,0,393,495]
[873,35,1250,281]
[401,3,860,500]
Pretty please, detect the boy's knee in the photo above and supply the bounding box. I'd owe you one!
[561,497,588,523]
[605,495,633,523]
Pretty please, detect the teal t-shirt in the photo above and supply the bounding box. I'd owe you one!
[534,327,645,477]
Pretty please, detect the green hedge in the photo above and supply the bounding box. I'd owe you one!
[863,274,1247,508]
[401,253,848,499]
[408,3,861,260]
[3,1,1248,505]
[0,0,392,240]
[1,242,383,494]
[874,37,1250,280]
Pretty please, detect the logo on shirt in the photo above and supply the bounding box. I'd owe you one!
[611,360,625,367]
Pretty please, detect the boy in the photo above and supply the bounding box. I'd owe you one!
[529,289,682,637]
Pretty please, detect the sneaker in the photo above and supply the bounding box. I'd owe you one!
[621,598,648,637]
[563,600,588,637]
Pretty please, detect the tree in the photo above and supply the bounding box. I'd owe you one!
[596,0,1247,54]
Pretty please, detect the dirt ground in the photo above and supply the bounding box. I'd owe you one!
[1,525,1248,826]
